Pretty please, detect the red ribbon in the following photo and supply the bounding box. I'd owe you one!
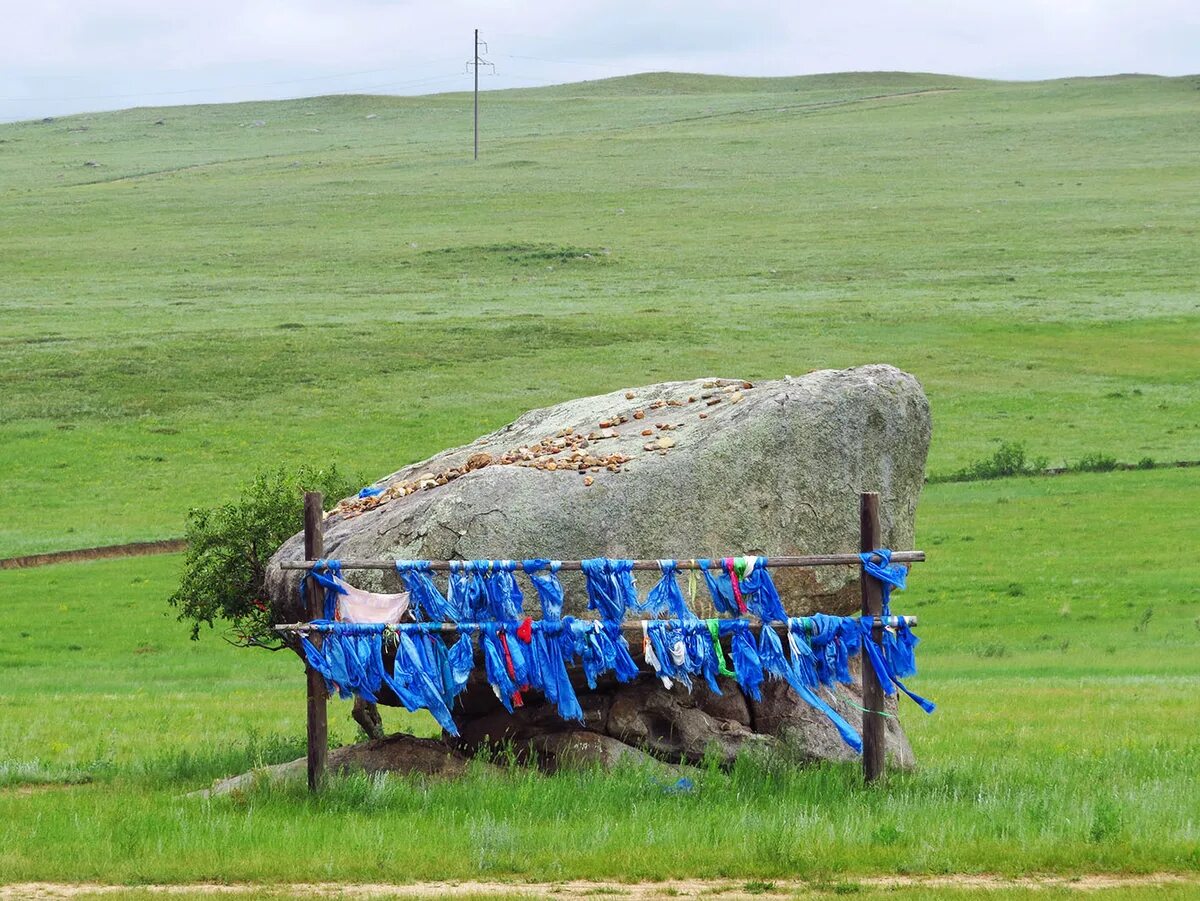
[516,617,533,643]
[498,630,525,707]
[723,557,747,614]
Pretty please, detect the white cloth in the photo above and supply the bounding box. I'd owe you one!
[643,621,672,689]
[331,575,410,624]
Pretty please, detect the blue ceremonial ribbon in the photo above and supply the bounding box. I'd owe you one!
[290,552,934,757]
[859,617,935,714]
[860,549,907,617]
[299,559,344,620]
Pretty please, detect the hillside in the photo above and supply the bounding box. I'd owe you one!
[0,71,1198,555]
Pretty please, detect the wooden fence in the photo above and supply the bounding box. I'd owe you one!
[283,491,923,789]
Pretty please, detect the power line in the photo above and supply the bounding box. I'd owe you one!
[0,62,464,103]
[494,74,560,83]
[0,39,624,117]
[484,29,561,43]
[326,74,463,94]
[502,53,626,71]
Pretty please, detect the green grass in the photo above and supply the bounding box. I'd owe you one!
[1,72,1198,555]
[1,71,1198,886]
[1,470,1196,881]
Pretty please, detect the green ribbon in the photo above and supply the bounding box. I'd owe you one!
[707,619,735,677]
[834,689,898,719]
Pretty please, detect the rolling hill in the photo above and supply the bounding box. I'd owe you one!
[1,72,1196,556]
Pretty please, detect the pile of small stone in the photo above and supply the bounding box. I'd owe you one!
[333,428,632,518]
[500,429,634,480]
[332,381,754,518]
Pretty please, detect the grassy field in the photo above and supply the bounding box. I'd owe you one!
[0,470,1196,884]
[0,71,1198,891]
[1,72,1197,556]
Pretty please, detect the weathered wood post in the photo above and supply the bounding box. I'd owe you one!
[303,491,328,792]
[859,491,886,783]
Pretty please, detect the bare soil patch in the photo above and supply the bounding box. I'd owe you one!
[0,539,186,571]
[3,873,1196,899]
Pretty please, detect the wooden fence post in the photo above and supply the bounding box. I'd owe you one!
[303,491,328,792]
[859,491,886,783]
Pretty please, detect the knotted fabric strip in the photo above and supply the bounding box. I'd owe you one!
[860,548,908,617]
[523,559,565,620]
[396,560,459,622]
[859,617,936,714]
[639,560,696,619]
[300,559,345,620]
[580,557,636,622]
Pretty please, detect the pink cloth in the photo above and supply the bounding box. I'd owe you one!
[330,575,410,624]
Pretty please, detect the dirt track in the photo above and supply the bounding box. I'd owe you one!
[0,538,186,570]
[4,873,1196,898]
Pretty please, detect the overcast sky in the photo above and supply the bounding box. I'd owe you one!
[3,0,1198,122]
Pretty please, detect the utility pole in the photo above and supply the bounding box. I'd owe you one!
[466,29,494,160]
[474,28,479,161]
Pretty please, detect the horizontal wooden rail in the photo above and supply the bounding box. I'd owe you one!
[292,490,922,791]
[273,615,918,634]
[280,551,924,573]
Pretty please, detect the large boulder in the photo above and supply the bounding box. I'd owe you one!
[264,365,930,768]
[268,365,929,617]
[193,733,480,797]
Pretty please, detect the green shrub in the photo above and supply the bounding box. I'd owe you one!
[1069,452,1119,473]
[168,464,357,646]
[939,441,1048,482]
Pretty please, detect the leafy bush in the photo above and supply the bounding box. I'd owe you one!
[938,441,1048,482]
[1069,452,1118,473]
[168,464,356,646]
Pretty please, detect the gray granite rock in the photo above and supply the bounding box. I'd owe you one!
[266,364,930,622]
[192,733,477,796]
[263,364,931,769]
